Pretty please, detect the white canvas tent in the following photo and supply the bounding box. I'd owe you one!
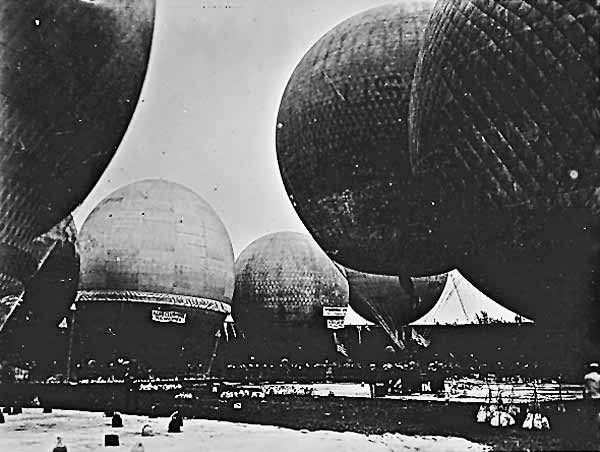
[343,305,374,346]
[410,270,533,326]
[344,305,375,327]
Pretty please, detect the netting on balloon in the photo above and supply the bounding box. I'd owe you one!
[410,0,599,212]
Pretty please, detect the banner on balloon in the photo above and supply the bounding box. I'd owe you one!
[151,310,186,324]
[327,318,345,330]
[323,306,348,317]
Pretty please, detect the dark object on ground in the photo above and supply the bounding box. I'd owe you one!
[111,413,123,428]
[168,411,183,433]
[104,409,114,418]
[2,406,10,414]
[43,406,53,413]
[141,424,153,437]
[53,437,67,452]
[168,418,181,433]
[11,405,21,414]
[373,383,389,398]
[104,434,119,447]
[0,411,4,423]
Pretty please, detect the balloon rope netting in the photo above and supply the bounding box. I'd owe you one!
[75,290,231,314]
[0,239,59,332]
[357,291,406,350]
[333,263,417,350]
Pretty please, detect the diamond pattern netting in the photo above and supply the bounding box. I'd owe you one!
[276,2,440,275]
[410,0,599,219]
[233,232,349,328]
[407,0,600,345]
[0,0,154,272]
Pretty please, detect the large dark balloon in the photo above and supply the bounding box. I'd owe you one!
[345,267,447,328]
[276,1,444,276]
[0,0,155,300]
[409,1,600,348]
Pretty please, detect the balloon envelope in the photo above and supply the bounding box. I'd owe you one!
[231,232,349,362]
[346,267,447,328]
[276,1,443,276]
[75,179,235,376]
[233,232,348,326]
[0,0,155,299]
[408,0,600,347]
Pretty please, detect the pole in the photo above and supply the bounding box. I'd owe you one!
[205,329,222,378]
[65,302,77,381]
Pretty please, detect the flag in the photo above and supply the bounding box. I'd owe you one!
[332,332,349,358]
[336,342,348,358]
[411,327,430,348]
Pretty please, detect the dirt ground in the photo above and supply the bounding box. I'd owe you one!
[1,382,599,451]
[0,409,490,452]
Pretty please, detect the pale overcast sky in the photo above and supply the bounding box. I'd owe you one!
[72,0,390,257]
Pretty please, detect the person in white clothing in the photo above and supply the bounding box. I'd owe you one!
[584,363,600,399]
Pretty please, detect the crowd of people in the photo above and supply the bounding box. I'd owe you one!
[214,354,580,387]
[0,348,592,389]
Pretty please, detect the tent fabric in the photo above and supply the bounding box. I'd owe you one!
[410,270,533,326]
[344,305,375,326]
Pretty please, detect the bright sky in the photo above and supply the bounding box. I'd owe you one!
[72,0,390,257]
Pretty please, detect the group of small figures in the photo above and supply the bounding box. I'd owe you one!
[0,405,24,423]
[264,386,315,397]
[53,435,146,452]
[109,410,184,433]
[476,402,551,430]
[219,389,266,399]
[49,410,185,451]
